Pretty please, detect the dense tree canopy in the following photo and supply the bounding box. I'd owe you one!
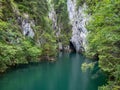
[81,0,120,89]
[0,0,71,72]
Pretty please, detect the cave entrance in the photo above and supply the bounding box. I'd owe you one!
[69,41,76,52]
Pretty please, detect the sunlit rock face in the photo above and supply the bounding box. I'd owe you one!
[21,14,35,38]
[67,0,89,52]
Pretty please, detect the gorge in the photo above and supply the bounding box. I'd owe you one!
[0,0,120,90]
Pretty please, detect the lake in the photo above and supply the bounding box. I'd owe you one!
[0,52,107,90]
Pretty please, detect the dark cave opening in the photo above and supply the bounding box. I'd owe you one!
[69,41,76,52]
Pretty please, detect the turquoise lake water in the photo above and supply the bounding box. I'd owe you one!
[0,53,107,90]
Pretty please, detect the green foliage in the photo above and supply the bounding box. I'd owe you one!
[81,62,95,72]
[0,19,42,72]
[85,0,120,89]
[41,32,57,58]
[0,39,42,72]
[76,0,85,9]
[52,0,72,46]
[21,39,42,62]
[14,0,49,23]
[0,1,3,19]
[76,0,100,12]
[0,0,58,70]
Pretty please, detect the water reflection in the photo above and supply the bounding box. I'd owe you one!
[0,53,107,90]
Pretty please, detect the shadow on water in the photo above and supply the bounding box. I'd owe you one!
[0,52,107,90]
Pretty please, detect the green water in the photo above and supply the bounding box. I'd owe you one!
[0,53,107,90]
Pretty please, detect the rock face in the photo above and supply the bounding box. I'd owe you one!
[67,0,89,52]
[17,14,35,38]
[48,2,63,51]
[48,4,61,37]
[22,19,35,38]
[18,16,35,38]
[10,1,35,38]
[21,14,35,38]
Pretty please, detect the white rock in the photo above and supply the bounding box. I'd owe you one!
[67,0,90,52]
